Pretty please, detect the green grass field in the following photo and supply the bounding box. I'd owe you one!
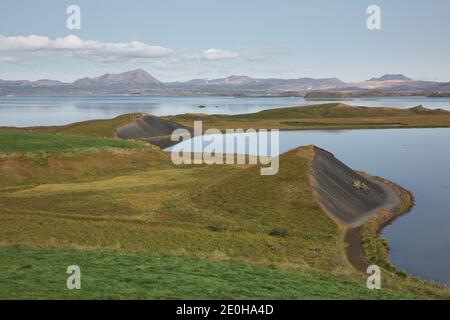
[0,129,140,153]
[0,247,418,300]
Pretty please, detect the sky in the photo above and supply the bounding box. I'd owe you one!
[0,0,450,82]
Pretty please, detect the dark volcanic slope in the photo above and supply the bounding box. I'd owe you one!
[116,115,192,148]
[310,147,399,226]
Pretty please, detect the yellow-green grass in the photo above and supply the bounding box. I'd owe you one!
[165,103,450,131]
[0,129,169,189]
[0,147,344,273]
[0,123,449,299]
[0,247,418,300]
[0,148,170,189]
[24,113,143,138]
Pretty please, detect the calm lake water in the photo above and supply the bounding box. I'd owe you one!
[1,95,450,127]
[168,128,450,286]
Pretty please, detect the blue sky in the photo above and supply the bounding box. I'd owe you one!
[1,0,449,82]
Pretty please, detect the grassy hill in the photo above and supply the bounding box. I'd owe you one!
[22,113,143,138]
[0,129,169,188]
[165,103,450,131]
[0,115,449,299]
[236,103,449,119]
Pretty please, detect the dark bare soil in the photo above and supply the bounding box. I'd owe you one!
[310,146,403,272]
[310,147,399,227]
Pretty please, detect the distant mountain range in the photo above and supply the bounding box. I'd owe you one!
[73,69,162,89]
[1,69,449,96]
[368,74,412,81]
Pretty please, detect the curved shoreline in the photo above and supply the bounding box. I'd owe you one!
[307,146,414,274]
[343,176,414,273]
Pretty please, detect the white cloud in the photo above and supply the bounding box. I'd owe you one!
[201,48,239,60]
[184,48,240,61]
[0,34,173,61]
[0,56,17,62]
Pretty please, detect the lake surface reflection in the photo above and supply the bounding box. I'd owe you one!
[1,95,450,127]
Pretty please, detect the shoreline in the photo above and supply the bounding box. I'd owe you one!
[306,147,413,274]
[343,176,414,273]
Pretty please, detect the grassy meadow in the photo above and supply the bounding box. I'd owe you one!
[1,104,450,299]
